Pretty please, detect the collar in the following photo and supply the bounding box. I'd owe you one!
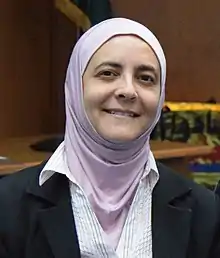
[39,142,159,187]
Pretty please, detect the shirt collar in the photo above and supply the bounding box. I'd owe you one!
[39,143,159,186]
[39,142,67,186]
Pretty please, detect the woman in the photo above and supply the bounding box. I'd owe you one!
[0,18,219,258]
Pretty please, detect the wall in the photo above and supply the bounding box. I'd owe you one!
[50,10,77,133]
[0,1,76,137]
[0,0,52,137]
[1,0,220,138]
[112,0,220,102]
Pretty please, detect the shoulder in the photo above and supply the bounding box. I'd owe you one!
[156,162,218,208]
[0,163,48,256]
[156,161,220,253]
[0,163,45,205]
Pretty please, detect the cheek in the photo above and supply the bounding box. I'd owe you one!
[83,87,104,120]
[141,89,161,115]
[82,87,93,118]
[82,92,97,128]
[84,91,100,109]
[84,83,113,110]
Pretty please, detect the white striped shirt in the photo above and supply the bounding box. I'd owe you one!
[39,142,159,257]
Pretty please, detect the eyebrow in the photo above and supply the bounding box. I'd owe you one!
[137,64,158,74]
[94,62,122,71]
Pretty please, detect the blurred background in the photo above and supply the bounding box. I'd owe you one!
[1,0,220,186]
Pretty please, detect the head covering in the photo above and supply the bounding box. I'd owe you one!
[64,17,166,245]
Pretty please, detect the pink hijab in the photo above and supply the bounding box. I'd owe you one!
[64,18,166,245]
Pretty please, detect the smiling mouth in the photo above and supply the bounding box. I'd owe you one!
[103,109,140,118]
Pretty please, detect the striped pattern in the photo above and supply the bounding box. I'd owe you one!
[39,142,159,257]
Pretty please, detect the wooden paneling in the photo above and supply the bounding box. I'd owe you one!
[50,9,77,133]
[1,1,220,138]
[0,1,77,137]
[0,0,52,137]
[112,0,220,102]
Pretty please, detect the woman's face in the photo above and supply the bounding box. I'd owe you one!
[83,35,161,142]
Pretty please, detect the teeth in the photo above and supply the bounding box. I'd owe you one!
[109,111,134,117]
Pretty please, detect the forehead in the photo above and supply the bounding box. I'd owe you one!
[85,35,160,70]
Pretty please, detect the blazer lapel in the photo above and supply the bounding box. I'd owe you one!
[152,163,193,258]
[25,162,194,258]
[26,172,81,258]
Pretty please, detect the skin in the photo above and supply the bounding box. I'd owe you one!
[83,35,161,142]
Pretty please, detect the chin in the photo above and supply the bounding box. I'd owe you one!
[100,131,139,142]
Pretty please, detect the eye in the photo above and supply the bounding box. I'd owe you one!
[97,70,118,80]
[137,74,155,84]
[102,71,115,76]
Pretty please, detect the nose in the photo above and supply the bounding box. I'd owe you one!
[115,79,137,102]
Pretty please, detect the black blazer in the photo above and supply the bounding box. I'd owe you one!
[0,162,220,258]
